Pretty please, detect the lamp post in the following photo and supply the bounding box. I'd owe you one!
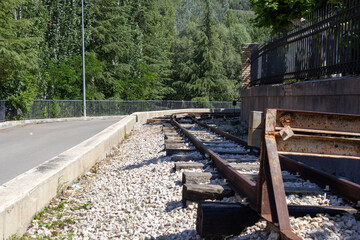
[81,0,86,117]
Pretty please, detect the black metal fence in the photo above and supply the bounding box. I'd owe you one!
[0,100,240,121]
[250,0,360,86]
[0,101,5,122]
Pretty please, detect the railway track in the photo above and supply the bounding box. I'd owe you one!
[159,110,360,239]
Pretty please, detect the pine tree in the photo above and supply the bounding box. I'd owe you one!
[0,0,44,118]
[190,0,224,101]
[140,0,176,99]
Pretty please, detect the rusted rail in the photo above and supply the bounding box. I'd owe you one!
[192,112,360,203]
[171,110,360,240]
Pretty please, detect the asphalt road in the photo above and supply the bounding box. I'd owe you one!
[0,118,123,185]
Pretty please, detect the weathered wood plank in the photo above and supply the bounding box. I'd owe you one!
[165,139,185,144]
[196,202,259,239]
[171,154,204,162]
[175,162,205,171]
[196,202,358,239]
[165,136,183,141]
[214,149,250,155]
[182,172,298,184]
[166,148,196,156]
[182,172,220,184]
[165,143,190,150]
[182,184,234,203]
[229,163,259,171]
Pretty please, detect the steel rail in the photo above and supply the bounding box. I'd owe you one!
[193,116,259,154]
[170,117,258,207]
[171,113,360,240]
[192,115,360,204]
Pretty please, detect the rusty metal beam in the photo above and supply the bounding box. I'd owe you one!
[269,108,360,203]
[274,109,360,133]
[256,109,301,240]
[275,134,360,158]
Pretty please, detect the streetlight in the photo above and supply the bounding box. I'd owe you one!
[81,0,86,117]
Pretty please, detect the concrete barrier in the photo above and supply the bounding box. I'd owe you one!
[0,116,123,130]
[0,108,235,239]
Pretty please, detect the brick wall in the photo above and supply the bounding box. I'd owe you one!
[241,44,258,89]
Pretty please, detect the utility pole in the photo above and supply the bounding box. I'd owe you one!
[82,0,86,117]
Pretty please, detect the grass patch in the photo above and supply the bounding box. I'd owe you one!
[33,207,48,220]
[124,133,129,139]
[72,202,92,211]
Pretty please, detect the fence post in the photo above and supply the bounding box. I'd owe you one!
[241,44,258,89]
[48,101,50,118]
[74,101,76,117]
[0,101,5,122]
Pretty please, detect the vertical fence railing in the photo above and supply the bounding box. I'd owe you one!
[0,100,240,121]
[0,100,6,122]
[250,0,360,86]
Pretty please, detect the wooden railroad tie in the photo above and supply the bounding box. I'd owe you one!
[171,154,204,162]
[196,202,358,239]
[182,172,298,184]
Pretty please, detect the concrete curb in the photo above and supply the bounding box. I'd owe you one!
[0,116,124,130]
[0,108,236,239]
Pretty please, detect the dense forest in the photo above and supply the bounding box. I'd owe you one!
[0,0,270,115]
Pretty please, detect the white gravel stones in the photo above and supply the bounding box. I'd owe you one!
[25,123,201,239]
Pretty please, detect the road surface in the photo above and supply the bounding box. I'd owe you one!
[0,118,123,185]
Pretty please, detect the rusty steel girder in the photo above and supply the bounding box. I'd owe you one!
[267,109,360,203]
[257,109,360,240]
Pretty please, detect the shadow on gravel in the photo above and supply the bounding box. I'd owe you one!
[120,155,172,171]
[147,230,199,240]
[165,200,183,212]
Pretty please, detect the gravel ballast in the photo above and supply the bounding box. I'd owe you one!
[23,123,360,240]
[26,123,199,239]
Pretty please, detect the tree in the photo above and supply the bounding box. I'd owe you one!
[0,0,45,118]
[171,0,251,101]
[250,0,340,33]
[48,53,104,100]
[91,0,137,99]
[139,0,176,99]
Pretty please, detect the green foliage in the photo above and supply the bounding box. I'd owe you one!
[171,0,257,101]
[0,0,270,118]
[0,0,44,119]
[228,0,252,10]
[47,53,104,100]
[43,0,93,62]
[50,100,61,118]
[250,0,340,33]
[42,106,48,118]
